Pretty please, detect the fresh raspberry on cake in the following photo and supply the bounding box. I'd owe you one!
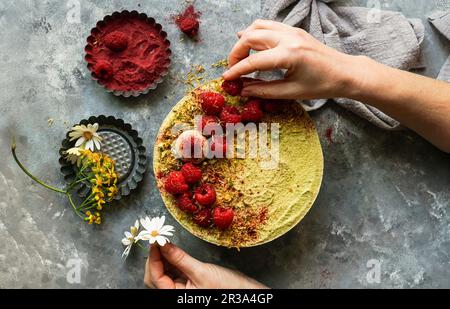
[103,31,129,52]
[213,207,234,230]
[181,163,202,184]
[177,192,198,213]
[174,130,207,163]
[200,92,225,115]
[164,171,189,195]
[220,106,242,125]
[221,79,243,96]
[193,209,212,227]
[197,116,221,136]
[194,184,216,207]
[241,99,264,123]
[209,135,227,158]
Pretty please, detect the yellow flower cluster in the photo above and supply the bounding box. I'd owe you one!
[79,150,119,225]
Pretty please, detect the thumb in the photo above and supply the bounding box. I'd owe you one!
[241,80,298,99]
[160,244,204,279]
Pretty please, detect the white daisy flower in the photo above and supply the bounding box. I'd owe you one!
[69,123,102,151]
[64,147,84,166]
[137,216,174,247]
[121,220,140,259]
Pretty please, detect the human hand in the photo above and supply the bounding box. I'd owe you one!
[223,19,366,100]
[144,243,268,289]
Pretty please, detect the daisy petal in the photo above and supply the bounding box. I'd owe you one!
[122,238,131,246]
[156,216,166,231]
[140,217,152,231]
[75,137,85,147]
[122,245,131,258]
[150,236,159,245]
[85,139,94,151]
[137,231,150,240]
[156,236,168,247]
[93,138,101,150]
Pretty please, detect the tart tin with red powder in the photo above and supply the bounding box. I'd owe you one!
[85,11,172,97]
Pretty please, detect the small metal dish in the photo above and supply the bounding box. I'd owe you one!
[59,115,147,199]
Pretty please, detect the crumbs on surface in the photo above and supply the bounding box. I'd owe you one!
[211,58,228,69]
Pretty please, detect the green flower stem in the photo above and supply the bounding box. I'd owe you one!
[78,194,95,209]
[12,145,66,194]
[66,193,84,219]
[136,241,149,254]
[79,202,98,212]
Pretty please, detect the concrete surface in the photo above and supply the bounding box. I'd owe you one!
[0,0,449,288]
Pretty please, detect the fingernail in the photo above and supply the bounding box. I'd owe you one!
[222,71,230,80]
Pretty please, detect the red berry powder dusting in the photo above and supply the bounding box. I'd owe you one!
[86,13,170,92]
[174,5,201,38]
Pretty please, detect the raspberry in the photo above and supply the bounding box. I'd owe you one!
[200,92,225,115]
[164,171,189,195]
[209,135,227,158]
[93,61,113,80]
[241,99,264,123]
[180,18,199,38]
[181,163,202,184]
[213,207,234,230]
[221,79,243,96]
[193,209,212,227]
[104,31,129,52]
[174,130,207,163]
[220,106,242,125]
[176,192,198,213]
[194,184,216,207]
[197,116,221,136]
[262,99,285,113]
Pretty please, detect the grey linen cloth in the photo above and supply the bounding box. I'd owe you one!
[262,0,425,130]
[429,11,450,82]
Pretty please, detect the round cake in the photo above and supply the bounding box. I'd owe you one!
[154,79,323,248]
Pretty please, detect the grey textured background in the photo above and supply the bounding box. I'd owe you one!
[0,0,449,289]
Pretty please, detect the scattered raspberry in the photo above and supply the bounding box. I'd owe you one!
[164,171,189,195]
[200,92,225,115]
[193,209,212,227]
[181,163,202,184]
[210,135,227,158]
[241,99,264,123]
[104,31,129,52]
[179,18,199,38]
[221,79,243,96]
[197,116,221,136]
[194,184,216,207]
[176,192,198,213]
[175,5,201,39]
[220,106,242,125]
[93,61,113,80]
[262,99,285,113]
[213,207,234,230]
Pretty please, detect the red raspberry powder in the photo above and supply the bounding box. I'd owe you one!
[175,5,201,38]
[87,14,170,92]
